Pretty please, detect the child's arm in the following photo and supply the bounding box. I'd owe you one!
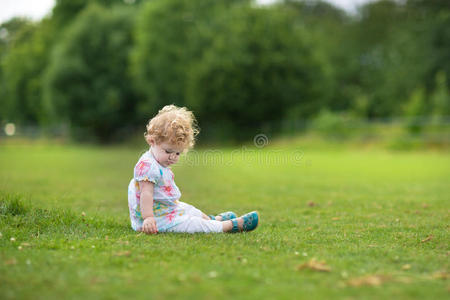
[139,181,158,234]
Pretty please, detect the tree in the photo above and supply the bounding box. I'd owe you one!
[341,0,449,118]
[130,0,242,120]
[0,18,34,122]
[1,18,55,125]
[186,4,331,138]
[44,4,139,141]
[51,0,139,28]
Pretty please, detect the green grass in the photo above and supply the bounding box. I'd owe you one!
[0,141,449,299]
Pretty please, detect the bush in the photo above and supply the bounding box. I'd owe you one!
[403,87,426,134]
[309,109,364,139]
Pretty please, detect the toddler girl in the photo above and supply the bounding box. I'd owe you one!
[128,105,259,234]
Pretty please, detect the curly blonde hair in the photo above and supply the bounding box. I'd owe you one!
[144,105,199,150]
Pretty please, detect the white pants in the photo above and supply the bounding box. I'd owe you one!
[166,202,223,234]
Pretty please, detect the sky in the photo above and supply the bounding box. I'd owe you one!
[0,0,55,23]
[0,0,375,24]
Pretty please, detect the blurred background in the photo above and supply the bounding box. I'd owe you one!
[0,0,448,149]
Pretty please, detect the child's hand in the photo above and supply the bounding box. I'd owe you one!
[142,216,158,234]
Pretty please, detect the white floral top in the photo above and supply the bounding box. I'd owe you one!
[127,149,187,232]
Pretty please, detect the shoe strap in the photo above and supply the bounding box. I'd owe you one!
[231,219,239,233]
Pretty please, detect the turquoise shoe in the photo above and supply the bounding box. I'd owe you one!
[209,211,237,221]
[230,211,259,233]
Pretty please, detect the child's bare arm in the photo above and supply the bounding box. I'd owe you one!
[139,181,157,234]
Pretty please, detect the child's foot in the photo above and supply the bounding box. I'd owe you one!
[209,211,237,221]
[223,211,259,233]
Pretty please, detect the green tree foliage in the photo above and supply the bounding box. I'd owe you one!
[0,0,448,142]
[51,0,139,28]
[0,18,32,53]
[430,71,449,120]
[185,4,332,138]
[343,0,412,117]
[403,87,426,134]
[341,0,450,118]
[283,0,350,112]
[132,0,332,140]
[131,0,242,120]
[44,4,139,142]
[0,18,33,121]
[1,18,55,125]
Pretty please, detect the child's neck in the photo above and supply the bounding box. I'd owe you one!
[149,147,168,168]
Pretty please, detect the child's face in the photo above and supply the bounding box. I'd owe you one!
[150,141,185,167]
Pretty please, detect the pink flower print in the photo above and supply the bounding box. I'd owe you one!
[166,210,176,222]
[163,185,174,196]
[136,161,150,177]
[136,192,140,204]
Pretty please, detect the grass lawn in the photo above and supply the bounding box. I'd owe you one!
[0,141,449,299]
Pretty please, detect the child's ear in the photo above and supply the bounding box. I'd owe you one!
[146,136,154,146]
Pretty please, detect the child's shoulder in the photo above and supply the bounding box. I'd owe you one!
[134,151,162,180]
[136,150,153,163]
[134,151,153,169]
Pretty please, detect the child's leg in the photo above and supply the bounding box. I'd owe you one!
[200,212,226,221]
[208,214,225,221]
[166,215,247,233]
[178,201,216,220]
[166,216,223,233]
